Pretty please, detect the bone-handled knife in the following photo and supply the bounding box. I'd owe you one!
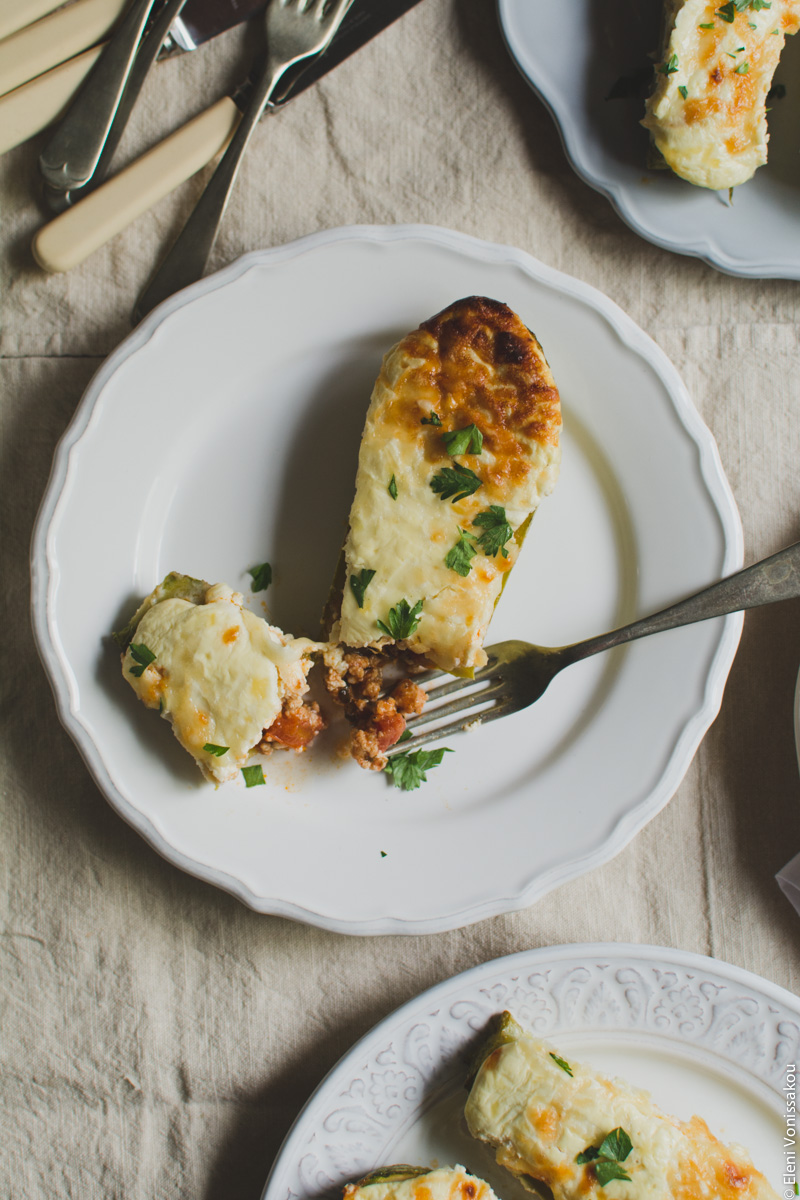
[0,0,71,43]
[0,44,105,158]
[32,0,424,275]
[0,0,129,99]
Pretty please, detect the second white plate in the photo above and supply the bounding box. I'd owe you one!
[31,225,742,933]
[498,0,800,278]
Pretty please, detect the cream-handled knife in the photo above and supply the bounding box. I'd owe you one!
[0,44,105,157]
[0,0,70,43]
[0,0,129,99]
[32,0,423,275]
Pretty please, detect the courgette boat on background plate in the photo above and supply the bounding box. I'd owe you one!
[114,574,325,784]
[642,0,800,190]
[322,296,562,770]
[465,1012,779,1200]
[344,1166,500,1200]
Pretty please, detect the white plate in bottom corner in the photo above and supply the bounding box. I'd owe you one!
[262,945,796,1200]
[31,225,743,934]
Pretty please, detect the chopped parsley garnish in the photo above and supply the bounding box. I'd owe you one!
[241,765,265,787]
[699,21,715,27]
[734,60,749,72]
[203,743,229,757]
[577,1128,633,1187]
[377,598,423,641]
[128,643,156,677]
[380,850,387,857]
[397,729,413,744]
[430,463,482,502]
[421,412,442,426]
[658,53,679,74]
[384,747,452,790]
[549,1052,573,1076]
[750,0,771,9]
[595,1163,633,1187]
[388,474,398,500]
[248,562,272,592]
[445,529,478,577]
[442,423,483,456]
[350,568,376,609]
[678,84,688,98]
[473,505,513,558]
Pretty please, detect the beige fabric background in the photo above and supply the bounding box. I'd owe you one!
[2,1,800,1196]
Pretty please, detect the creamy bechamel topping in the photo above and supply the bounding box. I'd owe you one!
[642,0,800,190]
[466,1022,777,1200]
[331,297,561,672]
[122,583,319,783]
[344,1167,499,1200]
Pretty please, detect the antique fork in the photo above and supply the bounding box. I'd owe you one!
[134,0,352,322]
[389,539,800,755]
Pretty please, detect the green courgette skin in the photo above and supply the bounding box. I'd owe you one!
[465,1010,523,1089]
[353,1168,431,1188]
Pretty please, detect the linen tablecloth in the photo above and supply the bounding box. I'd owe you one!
[2,1,799,1195]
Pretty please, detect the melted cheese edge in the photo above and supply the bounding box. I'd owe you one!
[122,583,317,783]
[333,321,560,672]
[465,1035,778,1200]
[344,1167,498,1200]
[642,0,800,189]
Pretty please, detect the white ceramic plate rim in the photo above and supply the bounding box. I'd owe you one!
[496,0,800,279]
[30,224,743,934]
[261,942,798,1200]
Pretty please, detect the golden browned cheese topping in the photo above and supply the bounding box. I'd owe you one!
[333,297,562,672]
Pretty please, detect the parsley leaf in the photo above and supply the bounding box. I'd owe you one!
[430,463,482,502]
[473,505,513,558]
[595,1163,632,1187]
[699,21,715,27]
[350,568,376,609]
[442,424,483,456]
[716,1,736,19]
[203,743,229,757]
[678,84,688,98]
[397,729,413,744]
[377,598,423,640]
[128,643,156,677]
[549,1052,573,1076]
[249,562,272,592]
[388,474,398,500]
[750,0,771,8]
[734,60,749,72]
[577,1128,634,1187]
[598,1130,633,1163]
[421,412,442,426]
[384,747,453,790]
[241,765,265,788]
[658,52,679,74]
[445,529,478,577]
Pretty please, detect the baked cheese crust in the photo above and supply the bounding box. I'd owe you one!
[331,297,561,672]
[465,1014,778,1200]
[642,0,800,190]
[119,576,320,783]
[343,1166,498,1200]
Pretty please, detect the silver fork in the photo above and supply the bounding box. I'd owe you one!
[134,0,352,323]
[390,539,800,755]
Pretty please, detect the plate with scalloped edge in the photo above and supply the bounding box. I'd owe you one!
[497,0,800,278]
[262,944,796,1200]
[31,224,743,934]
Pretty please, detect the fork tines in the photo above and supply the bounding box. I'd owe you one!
[388,653,507,755]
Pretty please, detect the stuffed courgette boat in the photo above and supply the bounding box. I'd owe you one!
[465,1012,779,1200]
[114,573,325,783]
[343,1165,500,1200]
[323,296,561,769]
[642,0,800,189]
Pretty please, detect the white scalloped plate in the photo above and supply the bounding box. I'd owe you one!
[262,944,796,1200]
[31,225,743,934]
[498,0,800,278]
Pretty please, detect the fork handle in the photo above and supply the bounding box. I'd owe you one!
[133,49,289,322]
[563,539,800,666]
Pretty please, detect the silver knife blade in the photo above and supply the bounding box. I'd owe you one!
[166,0,266,53]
